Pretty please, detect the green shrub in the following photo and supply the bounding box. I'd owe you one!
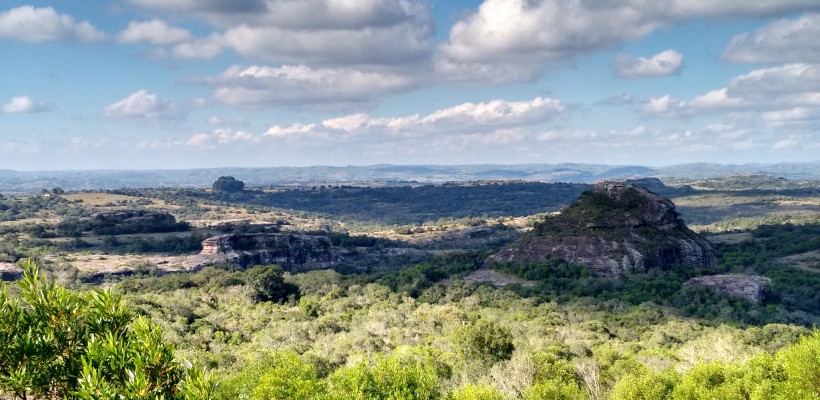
[452,320,515,365]
[0,260,213,399]
[610,368,678,400]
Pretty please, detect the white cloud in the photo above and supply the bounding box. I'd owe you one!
[130,0,433,65]
[2,96,49,113]
[615,50,683,79]
[103,90,182,121]
[0,6,104,43]
[169,35,224,59]
[265,97,566,139]
[724,13,820,64]
[217,20,431,65]
[772,136,800,149]
[185,128,260,148]
[641,64,820,127]
[420,97,565,130]
[435,0,820,83]
[639,95,689,117]
[132,0,420,30]
[265,123,316,138]
[724,63,820,97]
[200,64,418,108]
[118,19,192,44]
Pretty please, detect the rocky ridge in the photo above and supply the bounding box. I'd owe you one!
[183,233,337,272]
[486,181,716,277]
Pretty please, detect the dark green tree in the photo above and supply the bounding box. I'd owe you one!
[246,265,300,303]
[212,176,245,193]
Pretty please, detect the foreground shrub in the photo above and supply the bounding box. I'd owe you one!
[0,260,213,399]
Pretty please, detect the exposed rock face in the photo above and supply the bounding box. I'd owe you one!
[486,181,716,277]
[686,275,771,302]
[0,262,22,281]
[183,233,337,272]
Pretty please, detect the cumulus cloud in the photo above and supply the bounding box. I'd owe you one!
[615,50,683,79]
[117,19,192,44]
[435,0,820,83]
[641,63,820,129]
[103,90,182,120]
[724,13,820,64]
[218,22,431,65]
[639,95,689,117]
[198,64,418,108]
[130,0,433,65]
[265,123,316,138]
[2,96,50,113]
[264,97,566,139]
[186,128,259,148]
[0,6,105,43]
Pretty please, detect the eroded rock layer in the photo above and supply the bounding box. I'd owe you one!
[184,233,337,271]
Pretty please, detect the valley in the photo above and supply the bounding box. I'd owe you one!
[0,175,818,399]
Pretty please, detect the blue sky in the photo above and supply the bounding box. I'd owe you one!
[1,0,819,170]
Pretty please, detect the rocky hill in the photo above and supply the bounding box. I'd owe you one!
[486,181,716,277]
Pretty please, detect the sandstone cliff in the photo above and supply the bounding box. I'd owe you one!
[486,181,716,277]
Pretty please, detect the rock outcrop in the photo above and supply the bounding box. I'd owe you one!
[183,233,337,272]
[486,181,716,277]
[686,274,771,302]
[0,262,22,281]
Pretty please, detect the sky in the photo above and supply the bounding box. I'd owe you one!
[1,1,819,171]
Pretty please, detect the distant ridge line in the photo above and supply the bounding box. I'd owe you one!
[0,162,818,192]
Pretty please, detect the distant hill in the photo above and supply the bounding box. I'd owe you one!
[0,161,818,192]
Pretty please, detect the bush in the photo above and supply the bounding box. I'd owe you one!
[0,260,213,399]
[452,320,515,365]
[610,368,678,400]
[326,353,439,400]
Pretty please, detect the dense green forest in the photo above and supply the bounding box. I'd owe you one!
[3,259,818,399]
[189,182,590,225]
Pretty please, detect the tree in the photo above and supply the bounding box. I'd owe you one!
[452,320,515,365]
[246,265,300,303]
[212,176,245,193]
[0,260,214,399]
